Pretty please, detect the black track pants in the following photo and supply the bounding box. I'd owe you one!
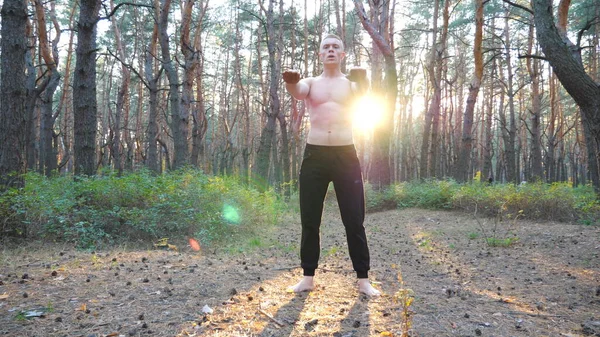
[299,143,370,279]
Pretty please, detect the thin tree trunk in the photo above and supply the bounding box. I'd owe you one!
[455,0,483,183]
[109,0,131,175]
[502,10,518,184]
[145,25,160,173]
[420,0,440,179]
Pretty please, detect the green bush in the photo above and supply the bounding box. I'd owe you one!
[5,169,282,249]
[385,179,459,209]
[452,181,598,223]
[365,179,599,225]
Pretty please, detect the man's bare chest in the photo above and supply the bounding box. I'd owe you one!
[308,79,353,106]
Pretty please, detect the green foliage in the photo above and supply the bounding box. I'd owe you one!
[364,180,599,225]
[468,232,480,240]
[485,237,519,247]
[387,179,459,210]
[5,169,282,249]
[453,181,599,223]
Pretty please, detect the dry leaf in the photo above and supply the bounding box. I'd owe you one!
[0,293,9,300]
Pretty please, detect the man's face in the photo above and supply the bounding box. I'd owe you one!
[319,37,345,65]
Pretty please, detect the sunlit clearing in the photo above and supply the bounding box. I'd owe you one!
[223,204,241,224]
[352,94,386,132]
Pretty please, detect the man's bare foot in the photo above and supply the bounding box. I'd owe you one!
[289,276,315,293]
[358,278,381,297]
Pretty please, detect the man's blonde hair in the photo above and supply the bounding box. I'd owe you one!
[321,33,344,50]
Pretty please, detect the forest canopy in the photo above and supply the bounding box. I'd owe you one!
[1,0,599,194]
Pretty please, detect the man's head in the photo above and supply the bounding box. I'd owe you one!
[319,34,345,65]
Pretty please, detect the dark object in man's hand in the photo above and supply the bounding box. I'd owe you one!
[283,70,301,84]
[346,67,367,82]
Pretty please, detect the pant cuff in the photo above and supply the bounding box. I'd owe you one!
[357,271,368,279]
[304,269,316,277]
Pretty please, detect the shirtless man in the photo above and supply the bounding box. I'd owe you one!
[282,34,380,297]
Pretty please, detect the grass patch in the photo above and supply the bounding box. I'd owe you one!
[468,232,480,240]
[1,169,284,250]
[485,237,519,247]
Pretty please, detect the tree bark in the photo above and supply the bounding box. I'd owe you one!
[109,0,131,175]
[501,10,518,183]
[190,0,209,169]
[34,0,62,177]
[73,0,101,176]
[526,16,544,181]
[254,0,282,190]
[532,0,600,194]
[0,0,29,189]
[157,0,188,169]
[455,0,483,183]
[145,24,161,173]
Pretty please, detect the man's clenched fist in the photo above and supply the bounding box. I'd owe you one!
[283,70,301,84]
[346,67,367,82]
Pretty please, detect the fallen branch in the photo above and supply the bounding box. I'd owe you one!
[505,311,564,318]
[259,309,285,327]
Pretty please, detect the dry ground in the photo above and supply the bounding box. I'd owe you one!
[1,207,599,337]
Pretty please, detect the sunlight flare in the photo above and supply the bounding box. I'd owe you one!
[352,94,386,132]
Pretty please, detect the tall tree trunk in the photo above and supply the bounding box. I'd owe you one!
[419,0,440,179]
[190,0,208,169]
[254,0,282,190]
[109,0,131,175]
[502,10,518,184]
[180,0,199,171]
[55,3,77,174]
[455,0,483,183]
[158,0,187,169]
[0,0,29,189]
[145,25,160,173]
[546,69,558,182]
[526,18,544,181]
[532,0,600,194]
[73,0,101,176]
[35,0,62,177]
[482,64,494,181]
[353,0,397,188]
[277,0,290,196]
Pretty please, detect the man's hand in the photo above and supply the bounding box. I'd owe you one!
[346,67,367,82]
[283,70,301,84]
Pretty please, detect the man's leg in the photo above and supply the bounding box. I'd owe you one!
[291,147,330,292]
[333,150,380,296]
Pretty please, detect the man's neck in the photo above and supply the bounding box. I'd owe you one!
[321,64,342,77]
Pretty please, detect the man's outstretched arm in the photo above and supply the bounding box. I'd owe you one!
[283,70,310,100]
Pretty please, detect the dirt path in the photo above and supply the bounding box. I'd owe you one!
[1,207,599,336]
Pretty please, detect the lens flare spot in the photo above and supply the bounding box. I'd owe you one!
[352,94,386,132]
[223,204,241,224]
